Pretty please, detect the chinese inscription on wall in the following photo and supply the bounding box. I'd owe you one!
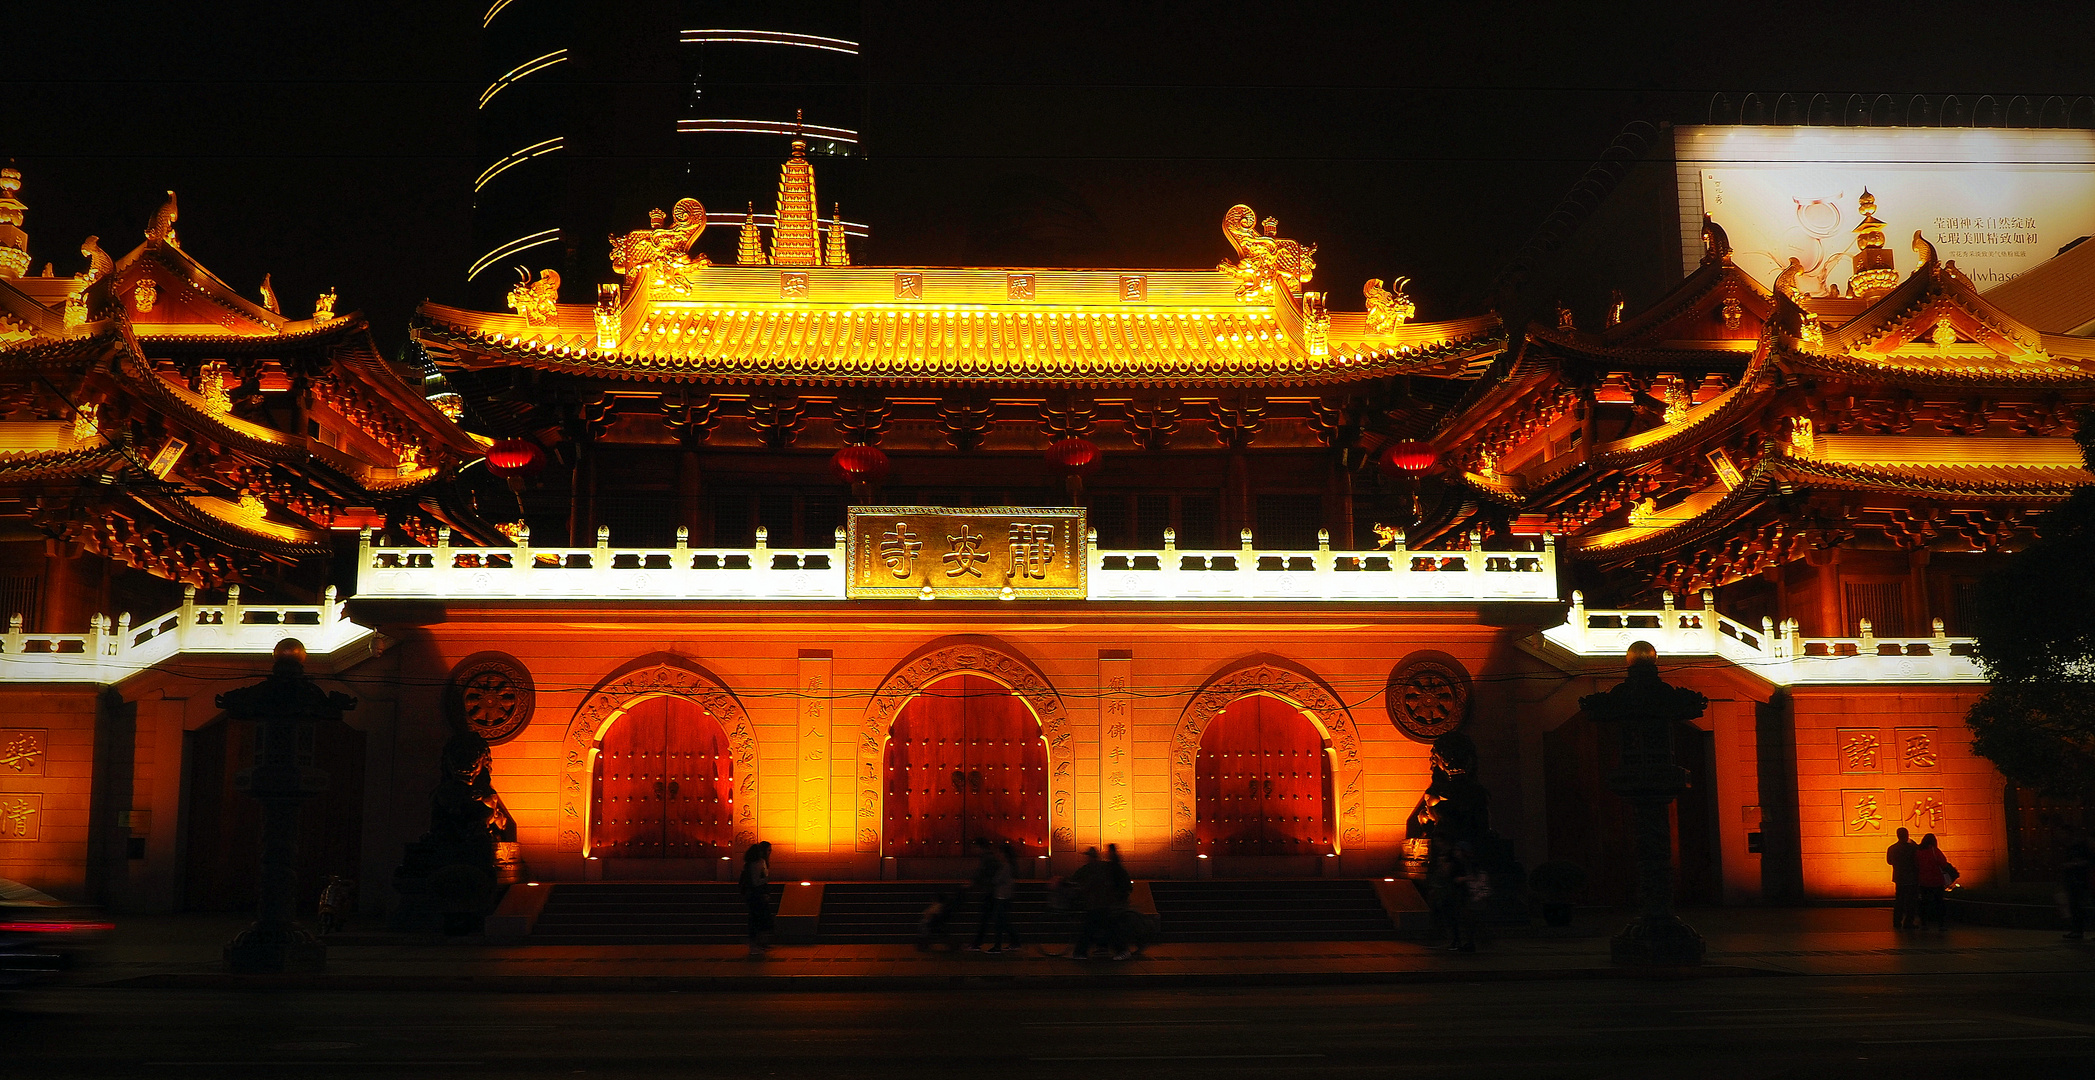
[1839,725,1946,841]
[847,507,1087,599]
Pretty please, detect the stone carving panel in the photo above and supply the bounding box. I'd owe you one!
[446,652,535,744]
[858,639,1074,854]
[560,655,759,852]
[1170,658,1364,852]
[1384,651,1471,744]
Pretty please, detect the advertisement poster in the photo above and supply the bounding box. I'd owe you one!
[1677,127,2095,295]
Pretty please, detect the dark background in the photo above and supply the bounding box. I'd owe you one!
[4,1,2089,353]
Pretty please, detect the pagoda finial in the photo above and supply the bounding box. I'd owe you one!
[0,164,29,279]
[1848,188,1896,300]
[736,201,768,265]
[825,203,849,267]
[770,121,821,266]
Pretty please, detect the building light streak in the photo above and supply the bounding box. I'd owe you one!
[482,0,517,27]
[474,136,564,193]
[467,228,560,282]
[680,29,859,54]
[678,119,859,145]
[704,210,870,239]
[479,49,568,110]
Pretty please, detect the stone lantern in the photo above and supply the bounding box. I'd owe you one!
[1579,641,1708,967]
[216,638,356,973]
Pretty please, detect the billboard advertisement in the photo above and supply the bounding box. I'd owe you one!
[1676,127,2095,294]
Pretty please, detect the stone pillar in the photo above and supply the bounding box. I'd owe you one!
[1580,642,1708,967]
[217,639,356,973]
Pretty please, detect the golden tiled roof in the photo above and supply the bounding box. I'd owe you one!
[417,266,1501,387]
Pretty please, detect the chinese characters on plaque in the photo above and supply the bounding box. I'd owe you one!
[1836,726,1945,838]
[846,507,1086,599]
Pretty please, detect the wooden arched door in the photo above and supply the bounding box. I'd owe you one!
[883,674,1049,858]
[591,697,734,858]
[1195,695,1334,855]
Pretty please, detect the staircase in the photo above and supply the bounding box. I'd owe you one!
[529,882,769,944]
[1146,879,1398,941]
[816,881,1073,944]
[526,878,1402,944]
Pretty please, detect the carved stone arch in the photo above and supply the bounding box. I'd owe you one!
[558,652,758,854]
[1170,654,1365,853]
[856,636,1074,855]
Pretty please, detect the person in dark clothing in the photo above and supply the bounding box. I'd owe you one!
[1067,847,1126,959]
[969,837,1020,952]
[739,841,774,955]
[1913,833,1955,931]
[1886,827,1920,930]
[2057,822,2093,941]
[1430,842,1477,952]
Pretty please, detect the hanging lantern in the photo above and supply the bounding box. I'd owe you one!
[830,445,890,486]
[1378,440,1437,478]
[1045,437,1101,477]
[484,438,548,479]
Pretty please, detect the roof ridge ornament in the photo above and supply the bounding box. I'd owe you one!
[1217,204,1315,302]
[609,198,709,287]
[1700,214,1731,265]
[0,165,29,279]
[145,190,178,248]
[1364,277,1415,332]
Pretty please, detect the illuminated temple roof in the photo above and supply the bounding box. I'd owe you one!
[0,176,486,584]
[1430,201,2095,590]
[417,197,1503,388]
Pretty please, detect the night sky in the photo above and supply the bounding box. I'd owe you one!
[6,1,2090,354]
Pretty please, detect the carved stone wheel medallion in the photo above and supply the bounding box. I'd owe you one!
[448,652,535,744]
[1386,652,1471,743]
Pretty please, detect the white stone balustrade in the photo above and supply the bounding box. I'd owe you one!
[0,585,374,685]
[353,527,1562,605]
[1539,591,1985,685]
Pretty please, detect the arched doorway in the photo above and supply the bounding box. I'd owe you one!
[883,674,1049,860]
[1196,694,1335,856]
[590,696,734,859]
[182,713,365,911]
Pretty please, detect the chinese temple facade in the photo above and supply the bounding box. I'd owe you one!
[1,149,2089,916]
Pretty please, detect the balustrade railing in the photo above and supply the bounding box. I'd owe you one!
[1540,591,1985,684]
[354,525,1562,604]
[0,584,372,684]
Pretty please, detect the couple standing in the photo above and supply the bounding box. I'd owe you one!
[1886,828,1957,930]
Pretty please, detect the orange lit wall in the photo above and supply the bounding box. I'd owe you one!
[370,605,1514,888]
[1787,687,2003,898]
[0,686,101,900]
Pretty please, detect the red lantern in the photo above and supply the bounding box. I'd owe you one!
[1045,437,1101,477]
[830,445,890,486]
[485,438,548,479]
[1378,440,1437,478]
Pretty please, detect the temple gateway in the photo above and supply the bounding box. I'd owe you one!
[1,144,2089,915]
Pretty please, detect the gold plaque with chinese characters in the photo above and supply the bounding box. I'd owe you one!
[847,506,1086,600]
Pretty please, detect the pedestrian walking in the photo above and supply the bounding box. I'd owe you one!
[2056,821,2092,941]
[1886,827,1920,930]
[1913,833,1957,931]
[985,842,1022,952]
[1430,842,1477,952]
[739,840,774,955]
[968,837,1020,952]
[1067,847,1126,959]
[1105,843,1137,959]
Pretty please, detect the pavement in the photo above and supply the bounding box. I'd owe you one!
[69,905,2095,991]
